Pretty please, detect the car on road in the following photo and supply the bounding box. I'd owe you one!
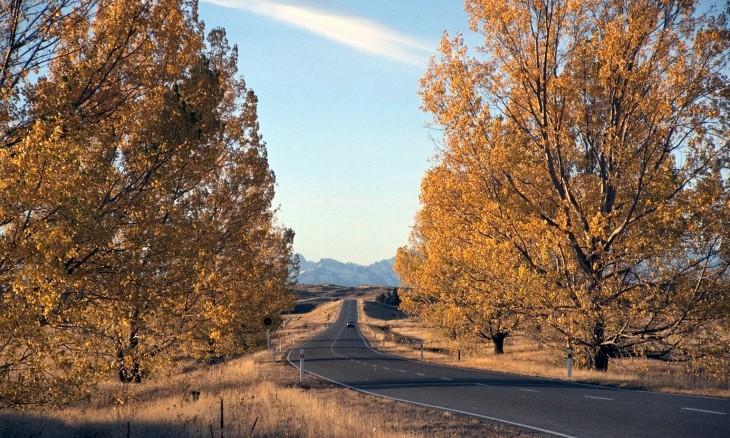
[346,321,355,328]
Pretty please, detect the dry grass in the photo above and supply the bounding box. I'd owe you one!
[0,296,544,438]
[5,292,722,438]
[358,300,730,398]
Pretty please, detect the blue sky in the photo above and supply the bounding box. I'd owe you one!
[198,1,474,265]
[198,1,722,266]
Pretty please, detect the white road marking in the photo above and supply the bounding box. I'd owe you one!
[286,302,581,438]
[584,396,613,401]
[520,389,539,393]
[417,373,426,376]
[681,407,726,415]
[475,383,490,387]
[441,377,453,381]
[383,367,390,370]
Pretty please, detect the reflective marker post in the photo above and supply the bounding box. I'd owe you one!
[263,317,273,362]
[267,329,275,361]
[299,349,304,382]
[567,346,573,379]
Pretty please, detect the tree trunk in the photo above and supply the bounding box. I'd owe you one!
[584,345,611,372]
[594,346,609,372]
[117,327,142,383]
[589,321,609,371]
[492,332,508,354]
[118,357,142,383]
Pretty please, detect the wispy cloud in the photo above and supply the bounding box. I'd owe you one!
[203,0,433,66]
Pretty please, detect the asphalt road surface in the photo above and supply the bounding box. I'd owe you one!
[286,300,729,438]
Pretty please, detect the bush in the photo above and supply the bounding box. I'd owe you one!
[376,288,401,307]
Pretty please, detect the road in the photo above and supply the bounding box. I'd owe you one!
[286,300,729,438]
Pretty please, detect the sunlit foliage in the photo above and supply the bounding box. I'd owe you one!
[1,0,295,406]
[397,0,729,372]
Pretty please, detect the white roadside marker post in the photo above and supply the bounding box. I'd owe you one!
[567,345,573,379]
[299,349,304,382]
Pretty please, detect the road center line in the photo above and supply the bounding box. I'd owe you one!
[681,407,726,415]
[520,389,539,393]
[417,373,426,376]
[290,300,581,438]
[441,377,453,381]
[584,396,613,401]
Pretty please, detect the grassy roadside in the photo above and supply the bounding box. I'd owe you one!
[357,299,730,398]
[0,296,545,438]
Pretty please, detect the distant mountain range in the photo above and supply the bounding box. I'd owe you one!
[296,254,400,287]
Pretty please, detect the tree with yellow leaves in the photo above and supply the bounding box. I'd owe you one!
[398,0,729,371]
[1,0,294,405]
[396,164,527,354]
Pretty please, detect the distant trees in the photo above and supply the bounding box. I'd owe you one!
[396,0,729,371]
[376,288,401,306]
[1,0,295,406]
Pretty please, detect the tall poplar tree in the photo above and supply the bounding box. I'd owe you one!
[1,0,295,406]
[397,0,729,371]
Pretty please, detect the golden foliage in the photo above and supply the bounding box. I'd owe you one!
[397,0,730,371]
[1,0,295,407]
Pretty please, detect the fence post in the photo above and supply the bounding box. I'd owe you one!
[420,343,424,361]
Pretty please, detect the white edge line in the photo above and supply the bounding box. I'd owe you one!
[286,349,577,438]
[353,301,728,403]
[283,300,725,438]
[285,304,578,438]
[681,407,726,415]
[584,396,613,401]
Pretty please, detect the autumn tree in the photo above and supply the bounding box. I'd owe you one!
[396,165,526,354]
[398,0,729,371]
[1,0,295,405]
